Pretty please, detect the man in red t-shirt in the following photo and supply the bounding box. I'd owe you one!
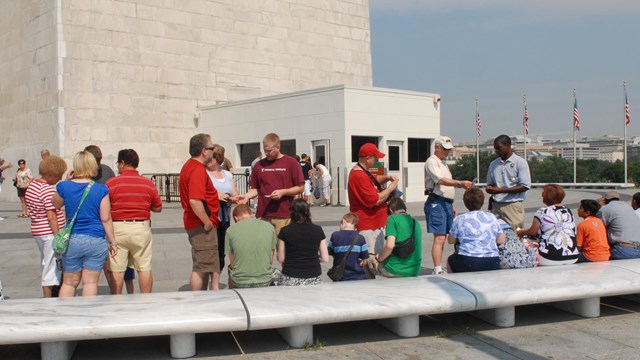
[348,143,398,255]
[107,149,162,294]
[179,134,221,291]
[237,133,304,236]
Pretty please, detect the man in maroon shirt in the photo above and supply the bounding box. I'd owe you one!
[237,133,304,236]
[107,149,162,294]
[180,134,221,290]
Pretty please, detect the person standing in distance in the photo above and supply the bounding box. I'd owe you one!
[299,154,313,205]
[179,134,221,290]
[84,145,116,184]
[485,135,531,230]
[424,136,472,275]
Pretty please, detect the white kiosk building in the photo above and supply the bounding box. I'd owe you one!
[198,85,441,204]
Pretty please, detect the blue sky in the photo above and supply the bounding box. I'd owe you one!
[369,0,640,143]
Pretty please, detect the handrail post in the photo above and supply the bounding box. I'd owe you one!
[165,175,171,203]
[335,167,342,206]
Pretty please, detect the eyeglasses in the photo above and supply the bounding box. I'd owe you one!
[204,147,215,151]
[18,162,25,165]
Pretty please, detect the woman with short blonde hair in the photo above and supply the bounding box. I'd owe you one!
[52,151,118,297]
[72,151,99,179]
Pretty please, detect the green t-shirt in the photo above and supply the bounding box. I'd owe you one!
[384,213,422,276]
[225,218,276,286]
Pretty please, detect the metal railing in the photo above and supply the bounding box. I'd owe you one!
[143,172,251,203]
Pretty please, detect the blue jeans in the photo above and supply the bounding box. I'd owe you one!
[62,234,108,272]
[448,254,500,273]
[610,243,640,260]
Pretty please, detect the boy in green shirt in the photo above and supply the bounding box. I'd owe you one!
[225,204,277,288]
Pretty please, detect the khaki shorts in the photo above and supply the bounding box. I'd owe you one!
[262,217,290,237]
[110,221,153,272]
[491,201,525,230]
[187,225,220,273]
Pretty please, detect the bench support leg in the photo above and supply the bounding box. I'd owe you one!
[377,315,420,337]
[41,341,77,360]
[170,333,196,358]
[550,297,600,318]
[472,307,515,327]
[277,324,313,348]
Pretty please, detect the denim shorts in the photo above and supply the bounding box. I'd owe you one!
[62,234,108,273]
[424,197,454,235]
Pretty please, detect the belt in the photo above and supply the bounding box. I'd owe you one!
[427,193,454,204]
[113,219,148,222]
[614,242,640,249]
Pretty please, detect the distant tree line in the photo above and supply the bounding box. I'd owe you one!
[450,153,640,185]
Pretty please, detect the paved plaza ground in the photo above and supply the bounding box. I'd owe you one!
[2,187,640,359]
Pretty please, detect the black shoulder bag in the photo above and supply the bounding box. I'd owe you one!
[327,233,359,282]
[392,216,416,259]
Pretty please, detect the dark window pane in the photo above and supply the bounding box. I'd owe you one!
[351,136,379,162]
[315,145,326,165]
[389,146,400,171]
[239,143,260,166]
[408,138,430,162]
[280,139,296,157]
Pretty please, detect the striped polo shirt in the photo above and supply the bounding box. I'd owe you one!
[106,169,162,221]
[25,180,66,236]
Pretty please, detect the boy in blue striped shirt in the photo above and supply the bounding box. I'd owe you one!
[327,213,369,281]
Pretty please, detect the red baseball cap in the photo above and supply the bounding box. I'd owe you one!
[359,143,385,158]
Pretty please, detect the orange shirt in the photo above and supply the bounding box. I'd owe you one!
[576,216,610,261]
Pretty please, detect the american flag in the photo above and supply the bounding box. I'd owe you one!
[476,111,481,137]
[523,105,529,135]
[625,91,631,126]
[573,98,580,130]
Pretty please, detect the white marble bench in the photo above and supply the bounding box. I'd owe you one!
[0,291,248,360]
[234,276,477,347]
[233,259,640,347]
[3,259,640,359]
[443,261,640,327]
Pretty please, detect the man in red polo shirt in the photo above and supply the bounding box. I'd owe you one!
[106,149,162,294]
[348,143,399,255]
[180,133,221,290]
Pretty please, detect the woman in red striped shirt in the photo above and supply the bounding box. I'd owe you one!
[25,156,68,297]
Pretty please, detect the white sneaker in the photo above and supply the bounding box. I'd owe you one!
[0,217,4,221]
[431,268,447,275]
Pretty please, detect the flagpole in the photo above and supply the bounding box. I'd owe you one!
[624,80,628,186]
[476,98,480,183]
[573,88,577,184]
[523,94,527,162]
